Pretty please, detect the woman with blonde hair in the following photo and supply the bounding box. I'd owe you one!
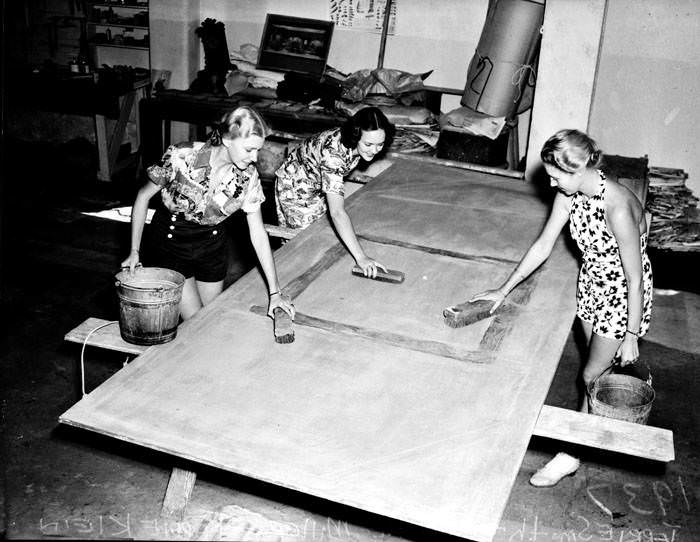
[122,106,294,321]
[471,128,652,486]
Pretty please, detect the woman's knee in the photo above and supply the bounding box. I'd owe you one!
[583,334,621,385]
[582,365,604,388]
[197,280,224,306]
[179,279,203,320]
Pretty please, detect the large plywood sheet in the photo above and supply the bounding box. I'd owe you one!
[60,157,579,541]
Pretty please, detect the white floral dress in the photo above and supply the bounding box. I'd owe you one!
[569,171,653,340]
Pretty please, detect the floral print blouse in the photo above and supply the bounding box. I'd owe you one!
[274,128,360,229]
[147,141,265,226]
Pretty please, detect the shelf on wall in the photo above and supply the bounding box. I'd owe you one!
[88,23,149,30]
[89,3,148,10]
[90,42,148,50]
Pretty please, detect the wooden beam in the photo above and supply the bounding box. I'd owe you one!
[160,467,197,522]
[533,405,674,462]
[376,0,393,69]
[388,152,525,179]
[249,306,498,364]
[94,114,110,181]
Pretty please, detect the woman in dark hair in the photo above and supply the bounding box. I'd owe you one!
[471,129,652,486]
[122,106,294,321]
[275,106,395,277]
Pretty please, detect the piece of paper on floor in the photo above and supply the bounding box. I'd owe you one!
[82,206,153,224]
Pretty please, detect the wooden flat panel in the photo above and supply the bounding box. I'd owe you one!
[61,308,533,541]
[346,160,574,269]
[283,240,540,364]
[534,405,675,462]
[60,156,580,542]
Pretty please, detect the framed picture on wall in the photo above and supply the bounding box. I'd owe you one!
[257,14,334,75]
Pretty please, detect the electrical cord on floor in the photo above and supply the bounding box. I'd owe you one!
[80,320,119,397]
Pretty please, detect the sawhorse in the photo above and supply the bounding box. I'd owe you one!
[64,317,196,521]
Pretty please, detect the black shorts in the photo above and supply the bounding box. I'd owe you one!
[145,209,227,282]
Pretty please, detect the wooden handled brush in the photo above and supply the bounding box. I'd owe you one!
[443,299,503,328]
[351,265,405,284]
[273,308,295,344]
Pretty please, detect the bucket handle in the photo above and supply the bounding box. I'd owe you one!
[589,359,653,395]
[115,263,168,292]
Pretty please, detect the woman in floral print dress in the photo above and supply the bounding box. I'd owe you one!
[471,129,652,487]
[121,106,295,321]
[275,106,395,278]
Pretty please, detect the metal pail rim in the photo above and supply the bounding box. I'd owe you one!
[115,266,185,292]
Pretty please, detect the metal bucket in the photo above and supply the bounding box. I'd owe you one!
[588,365,655,425]
[115,267,185,346]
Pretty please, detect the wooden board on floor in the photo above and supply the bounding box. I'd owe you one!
[60,156,581,542]
[534,405,674,462]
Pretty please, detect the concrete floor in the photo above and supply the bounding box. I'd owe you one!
[1,145,699,541]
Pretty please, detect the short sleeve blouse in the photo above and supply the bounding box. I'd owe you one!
[147,141,264,225]
[283,128,359,197]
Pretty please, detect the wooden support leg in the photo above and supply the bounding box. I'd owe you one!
[506,119,520,171]
[163,120,171,152]
[94,114,110,181]
[94,89,138,182]
[108,90,136,172]
[160,467,197,522]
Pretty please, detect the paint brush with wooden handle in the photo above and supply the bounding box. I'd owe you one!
[273,308,295,344]
[351,265,405,284]
[443,299,506,328]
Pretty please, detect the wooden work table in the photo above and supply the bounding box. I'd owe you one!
[59,156,671,542]
[139,88,346,167]
[16,67,152,181]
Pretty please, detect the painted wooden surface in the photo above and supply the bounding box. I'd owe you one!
[60,156,581,542]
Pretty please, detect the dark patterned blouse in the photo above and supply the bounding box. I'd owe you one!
[274,128,360,229]
[147,141,264,226]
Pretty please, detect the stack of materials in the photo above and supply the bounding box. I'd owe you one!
[336,99,440,155]
[646,166,700,251]
[391,125,439,154]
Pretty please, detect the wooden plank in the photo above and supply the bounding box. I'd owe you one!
[94,114,110,181]
[534,405,675,462]
[57,159,588,542]
[388,151,525,179]
[108,90,136,170]
[160,467,197,522]
[249,305,499,364]
[59,308,536,542]
[357,233,520,266]
[65,317,149,356]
